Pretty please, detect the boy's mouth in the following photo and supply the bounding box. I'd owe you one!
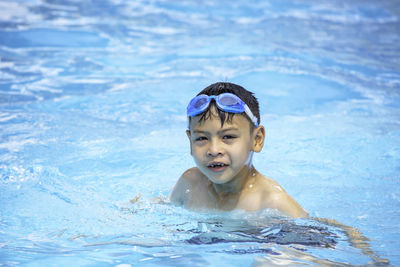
[207,162,229,172]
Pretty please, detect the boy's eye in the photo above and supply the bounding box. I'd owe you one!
[223,135,236,140]
[195,136,207,142]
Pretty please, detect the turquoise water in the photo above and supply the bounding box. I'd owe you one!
[1,0,399,266]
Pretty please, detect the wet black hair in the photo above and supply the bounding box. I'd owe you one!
[188,82,260,130]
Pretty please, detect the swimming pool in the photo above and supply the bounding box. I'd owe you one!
[0,0,399,265]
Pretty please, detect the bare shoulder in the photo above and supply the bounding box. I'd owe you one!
[257,175,284,191]
[169,167,208,205]
[181,167,205,183]
[256,175,308,218]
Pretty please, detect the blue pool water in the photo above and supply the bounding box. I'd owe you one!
[1,0,399,266]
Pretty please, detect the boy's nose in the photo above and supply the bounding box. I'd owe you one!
[207,140,223,157]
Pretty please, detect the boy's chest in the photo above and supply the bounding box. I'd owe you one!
[235,192,264,211]
[183,182,217,209]
[185,185,263,211]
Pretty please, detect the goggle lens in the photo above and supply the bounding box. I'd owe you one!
[187,93,258,127]
[193,96,209,109]
[218,94,239,106]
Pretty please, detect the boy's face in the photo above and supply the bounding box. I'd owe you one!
[187,106,263,185]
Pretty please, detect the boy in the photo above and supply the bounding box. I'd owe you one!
[170,82,308,218]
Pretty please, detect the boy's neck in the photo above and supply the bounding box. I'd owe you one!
[211,165,256,197]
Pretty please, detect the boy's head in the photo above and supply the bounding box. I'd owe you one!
[187,82,261,131]
[185,82,265,185]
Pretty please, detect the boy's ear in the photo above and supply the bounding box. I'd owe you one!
[252,126,265,152]
[186,130,193,155]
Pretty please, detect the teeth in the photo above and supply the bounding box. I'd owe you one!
[210,163,226,167]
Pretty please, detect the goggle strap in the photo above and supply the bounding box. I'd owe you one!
[244,104,259,127]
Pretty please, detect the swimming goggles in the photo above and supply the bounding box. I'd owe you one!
[187,93,259,127]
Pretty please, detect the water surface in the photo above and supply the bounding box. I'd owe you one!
[0,0,399,266]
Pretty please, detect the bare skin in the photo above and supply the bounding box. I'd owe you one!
[170,106,308,218]
[169,106,388,263]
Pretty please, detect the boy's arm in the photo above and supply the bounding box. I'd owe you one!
[260,179,308,218]
[313,217,389,264]
[169,175,186,205]
[169,168,196,205]
[271,191,308,218]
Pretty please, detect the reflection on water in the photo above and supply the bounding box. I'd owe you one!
[1,0,399,266]
[74,206,389,266]
[188,221,337,248]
